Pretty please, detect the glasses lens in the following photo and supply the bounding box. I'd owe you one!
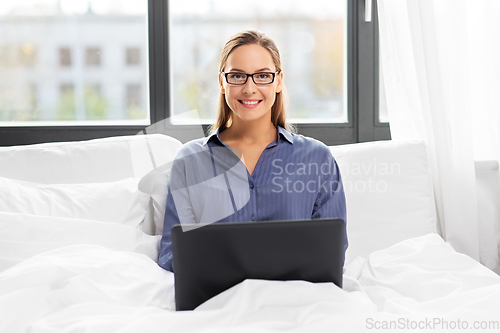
[253,73,274,84]
[226,73,247,84]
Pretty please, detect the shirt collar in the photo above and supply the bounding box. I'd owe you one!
[202,126,294,146]
[202,128,222,146]
[277,126,294,144]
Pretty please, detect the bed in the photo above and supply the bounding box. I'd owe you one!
[1,134,499,332]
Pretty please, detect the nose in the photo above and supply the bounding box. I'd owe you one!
[242,76,257,94]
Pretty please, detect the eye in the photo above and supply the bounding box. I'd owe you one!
[256,73,272,80]
[228,73,246,80]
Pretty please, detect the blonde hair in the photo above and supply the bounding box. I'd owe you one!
[209,30,294,134]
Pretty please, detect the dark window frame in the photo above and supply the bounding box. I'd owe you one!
[0,0,388,147]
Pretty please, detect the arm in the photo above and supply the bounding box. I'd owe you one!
[158,158,196,272]
[311,151,348,256]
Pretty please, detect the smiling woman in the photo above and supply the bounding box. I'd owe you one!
[217,34,285,176]
[158,30,348,273]
[219,44,283,130]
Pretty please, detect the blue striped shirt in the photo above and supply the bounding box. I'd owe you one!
[158,126,347,272]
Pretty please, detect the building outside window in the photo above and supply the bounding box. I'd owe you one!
[59,47,72,67]
[169,0,347,124]
[58,83,76,120]
[18,43,37,67]
[126,47,141,66]
[85,47,101,67]
[0,0,385,145]
[0,0,149,126]
[126,83,145,119]
[164,0,389,144]
[0,45,9,67]
[84,84,108,120]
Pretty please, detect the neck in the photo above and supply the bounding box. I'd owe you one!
[224,117,277,144]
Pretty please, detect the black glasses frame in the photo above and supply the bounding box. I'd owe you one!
[221,71,280,85]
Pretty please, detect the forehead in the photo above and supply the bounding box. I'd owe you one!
[225,44,275,72]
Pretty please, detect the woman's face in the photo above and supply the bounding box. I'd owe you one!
[219,44,282,125]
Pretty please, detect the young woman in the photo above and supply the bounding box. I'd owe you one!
[158,30,347,272]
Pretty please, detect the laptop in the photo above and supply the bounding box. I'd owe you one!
[171,218,346,311]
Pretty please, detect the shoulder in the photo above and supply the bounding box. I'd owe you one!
[174,137,209,159]
[289,133,332,158]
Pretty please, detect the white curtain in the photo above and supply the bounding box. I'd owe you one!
[377,0,500,269]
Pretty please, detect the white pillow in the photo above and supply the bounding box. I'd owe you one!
[0,134,182,184]
[0,177,149,228]
[329,140,437,263]
[0,211,161,273]
[138,166,171,235]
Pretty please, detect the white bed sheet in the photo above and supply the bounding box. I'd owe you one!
[1,230,500,333]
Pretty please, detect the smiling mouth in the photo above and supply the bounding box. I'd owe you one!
[239,100,262,105]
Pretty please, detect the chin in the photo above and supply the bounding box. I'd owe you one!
[235,111,270,123]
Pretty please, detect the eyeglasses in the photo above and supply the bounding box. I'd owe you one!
[221,71,280,85]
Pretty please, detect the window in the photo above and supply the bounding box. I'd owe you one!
[59,47,72,67]
[354,0,390,142]
[0,45,8,66]
[0,0,149,144]
[0,83,37,121]
[1,0,387,146]
[18,43,37,67]
[85,47,101,67]
[126,84,147,119]
[29,84,38,111]
[159,0,389,145]
[84,85,109,120]
[378,49,389,123]
[58,84,76,120]
[169,1,347,125]
[126,47,141,66]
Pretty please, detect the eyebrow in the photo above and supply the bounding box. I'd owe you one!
[227,67,273,73]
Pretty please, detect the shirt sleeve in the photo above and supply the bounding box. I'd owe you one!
[311,150,348,258]
[158,157,196,272]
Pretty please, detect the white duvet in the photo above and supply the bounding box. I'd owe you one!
[1,214,500,333]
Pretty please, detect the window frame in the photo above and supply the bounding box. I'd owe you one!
[357,0,390,142]
[0,0,388,147]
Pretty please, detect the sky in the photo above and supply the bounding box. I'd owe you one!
[0,0,345,18]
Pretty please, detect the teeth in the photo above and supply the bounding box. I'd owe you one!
[242,100,259,105]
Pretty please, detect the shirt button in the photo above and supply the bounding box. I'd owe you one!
[250,184,254,189]
[251,215,255,221]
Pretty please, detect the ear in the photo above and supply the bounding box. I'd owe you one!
[276,71,283,93]
[219,73,225,94]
